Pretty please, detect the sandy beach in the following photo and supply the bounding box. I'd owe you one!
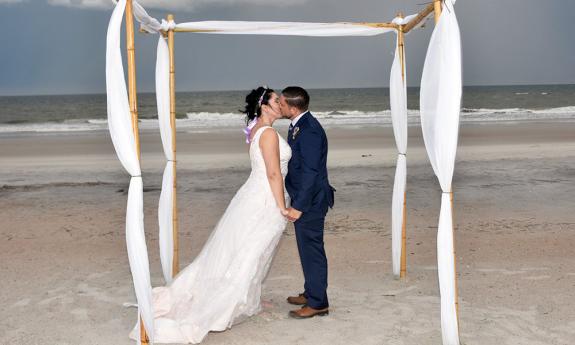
[1,121,574,345]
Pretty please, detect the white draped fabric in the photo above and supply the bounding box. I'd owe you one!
[155,34,175,284]
[106,0,154,343]
[419,1,461,344]
[174,21,396,36]
[133,1,161,32]
[389,33,408,278]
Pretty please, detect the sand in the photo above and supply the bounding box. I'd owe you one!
[0,121,574,345]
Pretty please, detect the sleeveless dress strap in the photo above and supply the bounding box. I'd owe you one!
[251,125,274,145]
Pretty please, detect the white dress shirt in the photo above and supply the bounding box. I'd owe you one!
[291,111,307,127]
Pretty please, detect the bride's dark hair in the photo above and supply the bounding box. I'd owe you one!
[241,86,275,125]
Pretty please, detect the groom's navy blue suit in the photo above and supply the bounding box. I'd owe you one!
[285,111,335,309]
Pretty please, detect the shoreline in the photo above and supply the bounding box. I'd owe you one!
[1,116,575,137]
[2,121,574,189]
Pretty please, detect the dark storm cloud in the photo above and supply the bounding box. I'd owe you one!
[0,0,573,95]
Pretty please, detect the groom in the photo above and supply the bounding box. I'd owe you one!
[280,86,335,319]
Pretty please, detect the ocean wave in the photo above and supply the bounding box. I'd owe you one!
[1,106,574,133]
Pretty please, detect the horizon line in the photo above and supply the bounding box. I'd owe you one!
[1,82,574,97]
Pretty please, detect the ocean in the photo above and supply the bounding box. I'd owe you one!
[0,85,574,134]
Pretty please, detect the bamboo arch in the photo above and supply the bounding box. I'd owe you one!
[109,0,461,343]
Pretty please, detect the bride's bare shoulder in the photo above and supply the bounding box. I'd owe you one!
[259,127,279,145]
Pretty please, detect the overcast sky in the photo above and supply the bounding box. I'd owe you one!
[0,0,574,95]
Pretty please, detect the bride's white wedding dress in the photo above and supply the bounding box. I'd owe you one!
[132,126,292,344]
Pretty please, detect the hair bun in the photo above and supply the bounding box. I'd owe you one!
[240,86,275,125]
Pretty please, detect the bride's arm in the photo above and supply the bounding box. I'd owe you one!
[260,128,288,213]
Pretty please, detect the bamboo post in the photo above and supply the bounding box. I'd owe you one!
[450,191,459,315]
[167,14,180,278]
[434,0,442,23]
[396,12,408,280]
[125,0,148,344]
[126,0,140,160]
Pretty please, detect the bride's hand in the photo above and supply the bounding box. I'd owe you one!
[280,208,289,217]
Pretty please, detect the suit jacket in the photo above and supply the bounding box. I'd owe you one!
[285,111,335,220]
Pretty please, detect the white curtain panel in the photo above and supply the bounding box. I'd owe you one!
[156,34,175,284]
[389,32,408,278]
[419,0,462,344]
[106,0,154,343]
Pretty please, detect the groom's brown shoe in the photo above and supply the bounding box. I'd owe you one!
[289,306,329,319]
[286,293,307,306]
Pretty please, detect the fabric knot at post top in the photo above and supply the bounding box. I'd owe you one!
[391,13,419,27]
[398,152,406,156]
[160,19,176,31]
[391,17,407,26]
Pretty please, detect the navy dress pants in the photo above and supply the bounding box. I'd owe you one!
[294,215,329,309]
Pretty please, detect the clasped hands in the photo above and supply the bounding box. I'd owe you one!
[281,207,302,223]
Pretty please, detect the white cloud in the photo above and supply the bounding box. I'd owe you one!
[0,0,26,4]
[47,0,111,9]
[46,0,307,11]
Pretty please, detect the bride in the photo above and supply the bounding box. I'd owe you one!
[131,86,292,344]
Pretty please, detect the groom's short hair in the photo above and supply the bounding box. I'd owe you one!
[282,86,309,111]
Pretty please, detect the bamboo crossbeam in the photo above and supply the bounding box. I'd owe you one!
[167,14,180,278]
[354,22,398,29]
[135,5,442,36]
[402,3,434,33]
[173,28,221,33]
[126,1,148,344]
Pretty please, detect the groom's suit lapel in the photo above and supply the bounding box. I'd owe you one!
[288,111,311,146]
